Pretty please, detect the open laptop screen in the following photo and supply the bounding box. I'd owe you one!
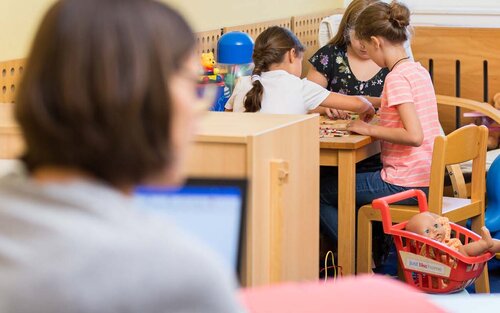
[134,178,246,276]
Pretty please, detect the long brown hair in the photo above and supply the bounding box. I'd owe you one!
[15,0,195,186]
[328,0,378,47]
[244,26,305,112]
[355,0,410,43]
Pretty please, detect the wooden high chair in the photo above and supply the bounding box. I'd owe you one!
[356,124,490,293]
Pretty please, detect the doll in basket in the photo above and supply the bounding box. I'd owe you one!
[406,212,500,257]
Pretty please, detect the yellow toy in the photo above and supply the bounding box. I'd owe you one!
[200,52,222,83]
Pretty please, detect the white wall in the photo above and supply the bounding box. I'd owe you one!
[400,0,500,13]
[0,0,343,61]
[343,0,500,27]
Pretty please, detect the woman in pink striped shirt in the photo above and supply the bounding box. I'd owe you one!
[319,1,441,263]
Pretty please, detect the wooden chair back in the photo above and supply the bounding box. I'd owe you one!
[428,125,488,217]
[435,95,500,198]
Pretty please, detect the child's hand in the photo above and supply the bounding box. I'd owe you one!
[359,110,374,123]
[358,97,375,122]
[325,108,349,120]
[359,106,375,122]
[347,119,371,135]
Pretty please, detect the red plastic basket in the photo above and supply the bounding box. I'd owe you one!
[372,189,495,294]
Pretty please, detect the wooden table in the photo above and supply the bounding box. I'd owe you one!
[320,135,380,276]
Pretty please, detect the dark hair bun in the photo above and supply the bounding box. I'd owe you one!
[389,1,410,29]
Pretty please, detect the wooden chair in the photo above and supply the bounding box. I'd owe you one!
[356,124,489,293]
[437,95,500,198]
[435,95,500,126]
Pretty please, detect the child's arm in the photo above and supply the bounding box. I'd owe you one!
[365,96,381,108]
[347,102,423,146]
[306,68,328,88]
[308,106,349,119]
[306,72,350,119]
[320,93,375,121]
[459,227,496,257]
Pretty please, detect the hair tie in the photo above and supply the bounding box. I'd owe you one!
[389,17,408,29]
[251,75,261,83]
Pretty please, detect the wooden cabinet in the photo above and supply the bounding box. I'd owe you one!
[187,112,319,287]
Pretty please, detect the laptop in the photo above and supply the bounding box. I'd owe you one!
[134,178,247,277]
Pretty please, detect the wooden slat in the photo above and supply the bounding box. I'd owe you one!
[291,9,343,76]
[223,18,291,41]
[195,28,222,56]
[412,27,500,134]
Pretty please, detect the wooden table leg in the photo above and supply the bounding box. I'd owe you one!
[337,150,356,276]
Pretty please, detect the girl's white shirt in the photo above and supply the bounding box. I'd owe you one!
[225,70,330,114]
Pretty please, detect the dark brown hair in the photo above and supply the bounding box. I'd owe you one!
[328,0,378,47]
[355,0,410,43]
[15,0,195,186]
[244,26,305,112]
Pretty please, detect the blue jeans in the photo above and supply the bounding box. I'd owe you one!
[319,170,429,242]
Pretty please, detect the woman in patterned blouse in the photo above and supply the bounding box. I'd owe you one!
[309,0,389,265]
[308,0,387,109]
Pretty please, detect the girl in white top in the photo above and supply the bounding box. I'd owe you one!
[225,26,375,118]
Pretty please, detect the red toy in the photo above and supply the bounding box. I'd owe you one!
[372,189,495,293]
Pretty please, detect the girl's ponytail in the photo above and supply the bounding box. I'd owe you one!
[244,74,264,112]
[355,0,410,43]
[243,26,304,112]
[389,1,410,29]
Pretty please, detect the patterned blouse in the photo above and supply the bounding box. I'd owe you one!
[309,44,389,97]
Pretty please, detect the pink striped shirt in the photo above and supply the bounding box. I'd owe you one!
[379,61,441,187]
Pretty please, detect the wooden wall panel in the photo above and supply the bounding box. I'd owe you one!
[0,58,25,103]
[412,27,500,134]
[195,28,223,56]
[292,9,342,76]
[223,18,291,41]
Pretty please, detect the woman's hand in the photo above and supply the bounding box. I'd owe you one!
[324,108,349,119]
[347,119,371,135]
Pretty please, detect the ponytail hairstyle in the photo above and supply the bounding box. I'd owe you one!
[355,0,410,44]
[328,0,378,47]
[244,26,305,112]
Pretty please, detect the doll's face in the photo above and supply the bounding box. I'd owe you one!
[421,217,446,242]
[407,213,446,242]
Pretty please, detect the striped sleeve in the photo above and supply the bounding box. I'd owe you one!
[385,73,414,107]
